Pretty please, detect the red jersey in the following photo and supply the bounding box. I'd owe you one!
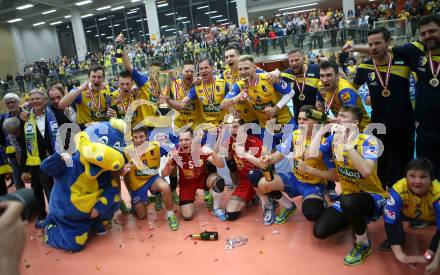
[228,135,263,177]
[172,151,209,184]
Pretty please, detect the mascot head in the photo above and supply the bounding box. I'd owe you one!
[74,118,126,178]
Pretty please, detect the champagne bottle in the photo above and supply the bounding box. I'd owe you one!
[115,37,124,59]
[190,231,218,240]
[305,109,328,123]
[262,146,274,181]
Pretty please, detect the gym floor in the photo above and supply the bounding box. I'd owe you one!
[20,187,436,275]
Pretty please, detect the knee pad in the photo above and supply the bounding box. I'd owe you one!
[248,169,263,188]
[302,198,325,221]
[226,159,237,172]
[268,191,283,200]
[212,177,225,193]
[226,211,240,221]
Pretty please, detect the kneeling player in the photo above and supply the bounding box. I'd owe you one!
[249,105,336,225]
[162,129,226,221]
[312,106,386,266]
[221,115,266,221]
[124,127,179,231]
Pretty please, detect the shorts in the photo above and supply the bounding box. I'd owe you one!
[129,174,160,206]
[231,177,256,202]
[179,178,208,203]
[331,193,386,221]
[278,172,325,199]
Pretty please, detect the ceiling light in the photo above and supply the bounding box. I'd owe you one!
[42,9,56,14]
[131,0,142,2]
[165,28,175,32]
[221,22,229,26]
[279,2,318,11]
[217,19,228,22]
[161,25,168,28]
[16,4,34,10]
[182,21,191,24]
[101,33,106,36]
[197,5,208,9]
[205,11,217,14]
[33,22,46,26]
[64,15,71,18]
[50,21,62,25]
[81,14,94,18]
[7,18,23,23]
[96,5,111,11]
[86,30,92,33]
[157,3,168,8]
[126,10,138,14]
[165,12,176,16]
[176,16,187,20]
[98,17,107,21]
[211,15,222,18]
[111,6,124,11]
[107,36,113,39]
[136,19,142,22]
[75,0,93,6]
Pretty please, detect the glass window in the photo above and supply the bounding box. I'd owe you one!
[157,1,176,37]
[191,0,210,29]
[126,8,144,43]
[174,2,192,34]
[56,22,76,58]
[227,0,238,26]
[209,0,229,26]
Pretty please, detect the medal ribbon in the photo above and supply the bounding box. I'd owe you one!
[118,89,133,113]
[202,77,215,104]
[88,81,102,111]
[373,54,392,91]
[293,67,307,95]
[429,52,440,78]
[324,87,338,114]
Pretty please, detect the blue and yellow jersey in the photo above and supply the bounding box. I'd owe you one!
[392,41,440,129]
[227,74,293,128]
[125,141,166,192]
[187,78,229,127]
[73,85,111,125]
[171,78,198,129]
[353,56,412,132]
[322,133,386,197]
[384,178,440,228]
[131,69,162,127]
[317,78,370,130]
[281,65,320,121]
[108,89,135,119]
[278,129,334,184]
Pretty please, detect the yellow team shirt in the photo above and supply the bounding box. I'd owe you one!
[171,79,198,129]
[108,90,142,126]
[75,85,111,125]
[234,73,293,128]
[291,129,331,184]
[191,78,227,127]
[328,133,386,197]
[318,78,370,130]
[125,142,162,191]
[391,179,440,222]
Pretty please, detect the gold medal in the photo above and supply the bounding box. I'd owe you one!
[382,89,391,97]
[430,77,439,87]
[298,93,306,101]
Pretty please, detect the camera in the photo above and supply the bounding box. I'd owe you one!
[0,189,39,221]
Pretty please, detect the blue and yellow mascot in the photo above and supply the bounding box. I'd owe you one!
[41,118,126,252]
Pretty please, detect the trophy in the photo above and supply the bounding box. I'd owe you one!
[157,70,173,115]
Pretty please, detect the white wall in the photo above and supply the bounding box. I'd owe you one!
[16,26,61,65]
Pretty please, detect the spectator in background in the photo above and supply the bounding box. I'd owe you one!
[15,73,25,94]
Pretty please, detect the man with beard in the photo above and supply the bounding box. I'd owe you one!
[59,66,111,129]
[344,14,440,180]
[351,27,414,190]
[268,48,320,122]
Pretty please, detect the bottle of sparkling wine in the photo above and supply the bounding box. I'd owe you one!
[190,231,219,240]
[305,108,329,123]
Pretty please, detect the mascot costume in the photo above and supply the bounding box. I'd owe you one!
[41,118,126,252]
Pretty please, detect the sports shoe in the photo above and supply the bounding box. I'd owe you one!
[274,205,297,224]
[263,202,275,225]
[327,189,339,202]
[343,241,372,266]
[119,200,131,215]
[213,208,227,221]
[167,215,179,231]
[409,220,430,229]
[95,223,107,236]
[204,190,213,210]
[34,219,46,229]
[379,239,391,251]
[154,194,162,211]
[172,190,179,204]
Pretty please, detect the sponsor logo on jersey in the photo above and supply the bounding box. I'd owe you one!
[419,56,427,67]
[340,91,351,103]
[368,72,376,81]
[387,194,396,206]
[384,209,396,220]
[337,167,362,179]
